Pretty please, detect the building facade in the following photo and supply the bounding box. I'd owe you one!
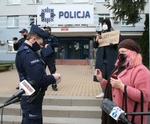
[0,0,149,62]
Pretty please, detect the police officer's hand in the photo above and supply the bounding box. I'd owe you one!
[44,44,49,48]
[56,74,62,84]
[52,73,62,83]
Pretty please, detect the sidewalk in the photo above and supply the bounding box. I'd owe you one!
[1,65,150,124]
[0,65,102,96]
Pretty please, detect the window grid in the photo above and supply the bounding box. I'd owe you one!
[7,40,16,52]
[98,14,110,25]
[50,0,66,3]
[96,0,108,2]
[7,0,20,4]
[73,0,89,3]
[7,16,19,27]
[29,15,37,26]
[121,16,133,26]
[28,0,42,4]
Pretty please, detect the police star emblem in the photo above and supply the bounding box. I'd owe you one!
[40,7,56,23]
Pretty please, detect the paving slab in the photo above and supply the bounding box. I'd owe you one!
[0,65,102,97]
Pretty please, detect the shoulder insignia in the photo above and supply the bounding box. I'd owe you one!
[23,46,29,49]
[23,46,30,53]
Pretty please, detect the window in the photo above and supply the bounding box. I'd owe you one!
[50,0,66,3]
[96,0,108,2]
[28,0,42,4]
[7,40,16,52]
[7,0,20,4]
[73,0,89,3]
[29,15,37,26]
[121,16,133,26]
[7,16,19,27]
[98,14,110,24]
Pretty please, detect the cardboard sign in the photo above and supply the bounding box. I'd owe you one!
[98,30,120,47]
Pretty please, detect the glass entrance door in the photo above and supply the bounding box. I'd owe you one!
[68,42,81,59]
[82,43,89,59]
[57,37,90,59]
[68,43,74,59]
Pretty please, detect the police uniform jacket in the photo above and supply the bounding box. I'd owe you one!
[15,43,56,89]
[46,34,59,50]
[40,34,59,57]
[14,37,26,51]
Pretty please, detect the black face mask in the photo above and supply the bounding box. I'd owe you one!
[118,54,126,62]
[23,35,27,39]
[45,30,51,35]
[32,42,41,52]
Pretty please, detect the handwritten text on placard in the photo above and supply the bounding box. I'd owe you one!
[98,30,120,47]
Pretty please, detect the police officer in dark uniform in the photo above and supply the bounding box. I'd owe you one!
[15,25,61,124]
[14,28,28,90]
[14,28,28,51]
[40,26,59,91]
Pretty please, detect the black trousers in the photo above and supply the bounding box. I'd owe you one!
[41,55,57,88]
[20,96,43,124]
[42,55,56,74]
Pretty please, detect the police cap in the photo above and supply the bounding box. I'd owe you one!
[30,25,49,40]
[43,26,51,31]
[19,28,28,33]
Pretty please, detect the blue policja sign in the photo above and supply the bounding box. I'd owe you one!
[59,11,91,18]
[37,5,94,25]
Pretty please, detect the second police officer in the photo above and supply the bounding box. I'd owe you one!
[40,26,59,91]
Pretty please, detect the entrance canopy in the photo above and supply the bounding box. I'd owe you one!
[47,26,96,37]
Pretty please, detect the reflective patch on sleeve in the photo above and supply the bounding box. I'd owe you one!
[30,59,40,65]
[48,39,52,42]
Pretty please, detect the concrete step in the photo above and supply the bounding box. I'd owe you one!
[2,115,101,124]
[0,94,102,106]
[0,95,102,124]
[0,104,102,118]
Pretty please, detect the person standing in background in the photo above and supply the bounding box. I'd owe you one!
[40,26,59,91]
[13,29,28,89]
[13,37,18,45]
[93,19,122,98]
[13,28,28,51]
